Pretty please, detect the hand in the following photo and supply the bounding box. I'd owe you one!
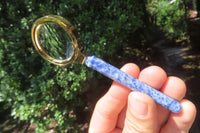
[89,63,196,133]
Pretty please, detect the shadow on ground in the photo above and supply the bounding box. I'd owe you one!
[152,38,200,133]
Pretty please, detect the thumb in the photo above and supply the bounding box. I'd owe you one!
[123,92,159,133]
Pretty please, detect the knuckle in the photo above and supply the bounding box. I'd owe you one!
[123,116,156,133]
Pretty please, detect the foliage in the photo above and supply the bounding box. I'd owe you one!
[0,0,145,132]
[147,0,187,40]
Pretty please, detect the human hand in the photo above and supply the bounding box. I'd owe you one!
[89,63,196,133]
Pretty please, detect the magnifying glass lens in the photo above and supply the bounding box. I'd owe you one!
[38,22,74,60]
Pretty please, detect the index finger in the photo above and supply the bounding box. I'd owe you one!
[89,63,140,133]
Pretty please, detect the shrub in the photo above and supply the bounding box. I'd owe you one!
[0,0,145,132]
[147,0,187,40]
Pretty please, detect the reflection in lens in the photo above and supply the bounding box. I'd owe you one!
[38,22,74,60]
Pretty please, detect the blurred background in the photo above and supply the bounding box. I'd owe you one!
[0,0,199,132]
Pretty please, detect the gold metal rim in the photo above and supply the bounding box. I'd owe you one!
[31,15,82,66]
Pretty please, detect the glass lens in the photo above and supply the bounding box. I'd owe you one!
[38,22,74,60]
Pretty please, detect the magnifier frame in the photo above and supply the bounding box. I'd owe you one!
[31,15,86,66]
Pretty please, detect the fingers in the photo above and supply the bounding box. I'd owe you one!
[139,66,167,90]
[160,99,197,133]
[138,66,187,126]
[123,92,159,133]
[158,76,187,124]
[108,63,140,105]
[89,64,196,133]
[160,76,186,101]
[89,63,140,133]
[123,66,167,133]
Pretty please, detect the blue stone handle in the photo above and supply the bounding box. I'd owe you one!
[84,55,181,113]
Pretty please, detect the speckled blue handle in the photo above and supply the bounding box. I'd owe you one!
[85,55,181,113]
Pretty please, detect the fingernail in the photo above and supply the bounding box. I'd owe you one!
[129,93,148,118]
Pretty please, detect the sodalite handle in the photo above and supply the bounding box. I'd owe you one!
[85,55,181,113]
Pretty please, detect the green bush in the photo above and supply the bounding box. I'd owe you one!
[147,0,187,40]
[0,0,189,132]
[0,0,145,132]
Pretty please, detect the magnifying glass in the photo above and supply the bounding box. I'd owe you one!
[31,15,181,113]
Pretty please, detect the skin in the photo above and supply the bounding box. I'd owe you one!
[89,63,196,133]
